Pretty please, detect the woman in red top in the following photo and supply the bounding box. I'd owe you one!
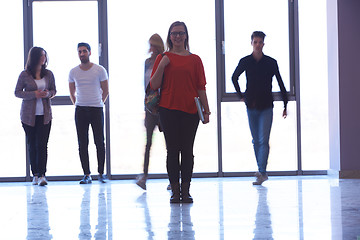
[150,21,210,203]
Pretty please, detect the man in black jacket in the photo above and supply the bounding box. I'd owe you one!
[232,31,288,185]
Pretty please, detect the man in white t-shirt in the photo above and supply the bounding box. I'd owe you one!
[69,42,109,184]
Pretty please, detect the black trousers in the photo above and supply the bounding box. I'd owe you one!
[159,107,199,184]
[22,115,51,177]
[75,106,105,175]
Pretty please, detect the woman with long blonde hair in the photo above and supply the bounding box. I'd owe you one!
[136,34,165,190]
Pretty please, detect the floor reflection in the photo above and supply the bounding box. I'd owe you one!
[4,176,359,239]
[26,186,52,240]
[94,185,111,239]
[79,186,91,240]
[136,192,154,240]
[253,186,272,240]
[337,179,360,240]
[78,185,112,240]
[168,204,195,240]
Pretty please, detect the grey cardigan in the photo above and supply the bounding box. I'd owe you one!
[15,70,57,127]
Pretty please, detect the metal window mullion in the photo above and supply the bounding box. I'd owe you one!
[289,0,302,174]
[215,0,225,177]
[98,0,111,179]
[23,0,33,181]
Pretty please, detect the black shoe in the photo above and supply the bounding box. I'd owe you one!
[170,193,181,203]
[181,193,193,203]
[181,182,193,203]
[80,175,92,184]
[98,174,107,183]
[170,183,181,203]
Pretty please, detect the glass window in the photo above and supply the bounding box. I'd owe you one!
[224,0,290,93]
[46,105,105,176]
[33,1,99,96]
[298,0,329,170]
[0,0,25,177]
[108,0,218,174]
[4,0,330,180]
[222,0,296,173]
[222,101,297,172]
[32,1,100,177]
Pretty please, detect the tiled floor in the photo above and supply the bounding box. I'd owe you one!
[0,175,359,239]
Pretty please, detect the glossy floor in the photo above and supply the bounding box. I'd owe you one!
[0,176,359,240]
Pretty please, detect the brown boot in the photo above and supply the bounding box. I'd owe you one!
[181,182,193,203]
[170,182,181,203]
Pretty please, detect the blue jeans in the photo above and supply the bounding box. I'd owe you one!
[75,106,105,175]
[247,107,273,173]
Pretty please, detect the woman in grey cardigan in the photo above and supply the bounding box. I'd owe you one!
[15,47,56,186]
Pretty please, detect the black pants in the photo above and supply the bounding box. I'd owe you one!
[75,106,105,175]
[22,115,51,177]
[143,111,160,175]
[159,107,199,184]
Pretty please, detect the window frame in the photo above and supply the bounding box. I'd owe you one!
[2,0,327,182]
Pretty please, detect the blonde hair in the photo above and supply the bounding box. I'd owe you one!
[149,33,165,54]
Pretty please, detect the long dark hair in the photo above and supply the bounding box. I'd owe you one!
[25,46,48,79]
[166,21,189,51]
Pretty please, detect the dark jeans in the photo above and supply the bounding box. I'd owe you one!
[75,106,105,175]
[143,111,160,175]
[159,107,199,184]
[22,115,51,177]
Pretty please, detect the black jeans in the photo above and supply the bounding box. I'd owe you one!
[143,111,160,175]
[159,107,199,184]
[22,115,51,177]
[75,106,105,175]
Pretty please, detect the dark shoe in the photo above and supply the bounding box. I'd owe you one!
[252,172,268,185]
[170,183,181,203]
[136,175,147,190]
[98,174,107,183]
[181,182,193,203]
[80,175,92,184]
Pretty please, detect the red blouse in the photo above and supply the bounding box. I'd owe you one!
[150,52,206,114]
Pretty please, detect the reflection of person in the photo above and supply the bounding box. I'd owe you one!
[15,47,57,186]
[26,186,52,239]
[79,186,91,239]
[150,21,210,203]
[94,185,109,239]
[167,204,195,239]
[232,31,288,185]
[69,42,109,184]
[79,185,111,239]
[136,34,165,190]
[136,192,154,239]
[253,186,272,239]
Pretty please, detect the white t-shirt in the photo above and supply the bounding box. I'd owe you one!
[35,78,46,115]
[68,64,108,107]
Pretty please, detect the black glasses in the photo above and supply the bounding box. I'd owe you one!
[170,31,186,37]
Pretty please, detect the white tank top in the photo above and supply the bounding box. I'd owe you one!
[34,78,46,115]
